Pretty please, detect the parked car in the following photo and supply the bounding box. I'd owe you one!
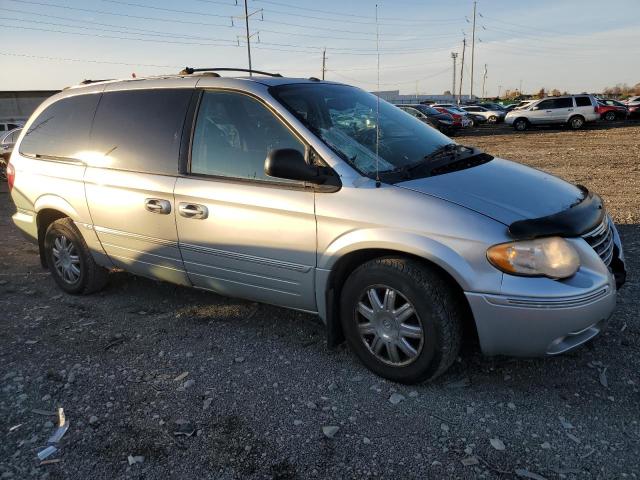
[505,95,599,131]
[432,105,475,127]
[477,102,507,112]
[396,104,457,135]
[623,96,640,106]
[8,71,626,384]
[461,105,506,124]
[628,103,640,118]
[0,128,22,179]
[432,106,472,128]
[596,100,628,121]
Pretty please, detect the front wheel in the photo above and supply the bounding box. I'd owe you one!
[44,218,109,294]
[488,115,498,123]
[340,258,462,384]
[604,111,616,121]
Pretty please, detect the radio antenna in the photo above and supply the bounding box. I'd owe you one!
[375,3,381,188]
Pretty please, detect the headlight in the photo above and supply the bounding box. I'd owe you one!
[487,237,580,279]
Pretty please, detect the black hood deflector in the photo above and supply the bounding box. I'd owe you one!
[508,186,605,239]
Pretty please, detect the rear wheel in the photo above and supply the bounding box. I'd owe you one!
[568,115,585,130]
[488,115,498,124]
[340,257,462,384]
[604,111,616,121]
[513,118,528,131]
[44,218,109,294]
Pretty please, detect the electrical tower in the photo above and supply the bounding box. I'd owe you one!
[233,0,262,75]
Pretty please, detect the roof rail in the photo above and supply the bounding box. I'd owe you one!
[180,67,282,77]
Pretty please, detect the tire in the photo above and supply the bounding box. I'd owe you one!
[513,118,528,131]
[604,111,616,121]
[488,115,498,124]
[44,218,109,294]
[340,257,463,384]
[568,115,585,130]
[468,118,476,128]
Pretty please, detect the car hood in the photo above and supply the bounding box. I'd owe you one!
[396,157,585,225]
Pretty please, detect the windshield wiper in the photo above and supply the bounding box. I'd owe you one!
[384,143,467,179]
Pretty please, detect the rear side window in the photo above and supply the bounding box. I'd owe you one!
[19,94,99,159]
[90,89,192,174]
[575,96,592,107]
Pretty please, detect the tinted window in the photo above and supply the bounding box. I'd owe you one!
[536,100,555,109]
[555,98,573,108]
[191,90,304,182]
[19,94,99,159]
[575,96,592,107]
[90,89,192,174]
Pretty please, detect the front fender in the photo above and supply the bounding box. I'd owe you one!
[318,228,503,294]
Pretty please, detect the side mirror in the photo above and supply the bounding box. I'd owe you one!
[531,106,539,111]
[264,148,324,184]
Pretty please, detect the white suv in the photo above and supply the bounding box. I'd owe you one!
[505,95,599,131]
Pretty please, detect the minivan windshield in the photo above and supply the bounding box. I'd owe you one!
[270,84,453,178]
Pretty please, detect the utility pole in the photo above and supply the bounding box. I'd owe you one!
[243,0,252,75]
[470,0,477,99]
[498,84,503,98]
[234,0,262,76]
[451,52,458,102]
[519,79,523,96]
[458,38,466,104]
[482,63,487,99]
[322,48,326,80]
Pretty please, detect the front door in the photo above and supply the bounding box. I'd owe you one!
[174,90,317,311]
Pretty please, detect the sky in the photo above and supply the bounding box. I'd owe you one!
[1,0,639,96]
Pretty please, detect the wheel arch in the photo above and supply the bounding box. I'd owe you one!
[319,233,479,349]
[33,195,80,268]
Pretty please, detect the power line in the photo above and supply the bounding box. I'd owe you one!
[0,51,181,69]
[249,0,460,23]
[6,0,236,28]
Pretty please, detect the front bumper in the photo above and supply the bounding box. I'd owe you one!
[466,283,616,357]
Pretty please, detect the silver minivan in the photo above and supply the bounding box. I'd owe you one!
[505,94,600,131]
[7,70,626,383]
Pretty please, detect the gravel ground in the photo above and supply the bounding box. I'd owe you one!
[1,122,639,480]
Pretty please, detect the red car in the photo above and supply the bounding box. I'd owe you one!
[433,107,472,128]
[596,99,629,121]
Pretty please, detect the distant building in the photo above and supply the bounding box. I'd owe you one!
[0,90,59,125]
[371,90,476,104]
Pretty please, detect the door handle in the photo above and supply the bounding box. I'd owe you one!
[178,202,208,219]
[145,198,171,214]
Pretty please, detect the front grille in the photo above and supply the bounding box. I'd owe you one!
[581,217,615,266]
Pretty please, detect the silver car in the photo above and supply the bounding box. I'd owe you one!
[7,70,626,383]
[461,105,505,123]
[505,95,600,131]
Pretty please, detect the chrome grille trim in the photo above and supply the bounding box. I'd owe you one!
[581,217,615,267]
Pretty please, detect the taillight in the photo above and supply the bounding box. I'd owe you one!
[6,161,15,191]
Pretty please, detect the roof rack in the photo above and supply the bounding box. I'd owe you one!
[180,67,282,77]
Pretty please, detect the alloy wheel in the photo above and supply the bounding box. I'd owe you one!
[52,234,81,284]
[355,285,424,366]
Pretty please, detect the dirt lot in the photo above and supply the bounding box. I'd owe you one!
[1,122,639,480]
